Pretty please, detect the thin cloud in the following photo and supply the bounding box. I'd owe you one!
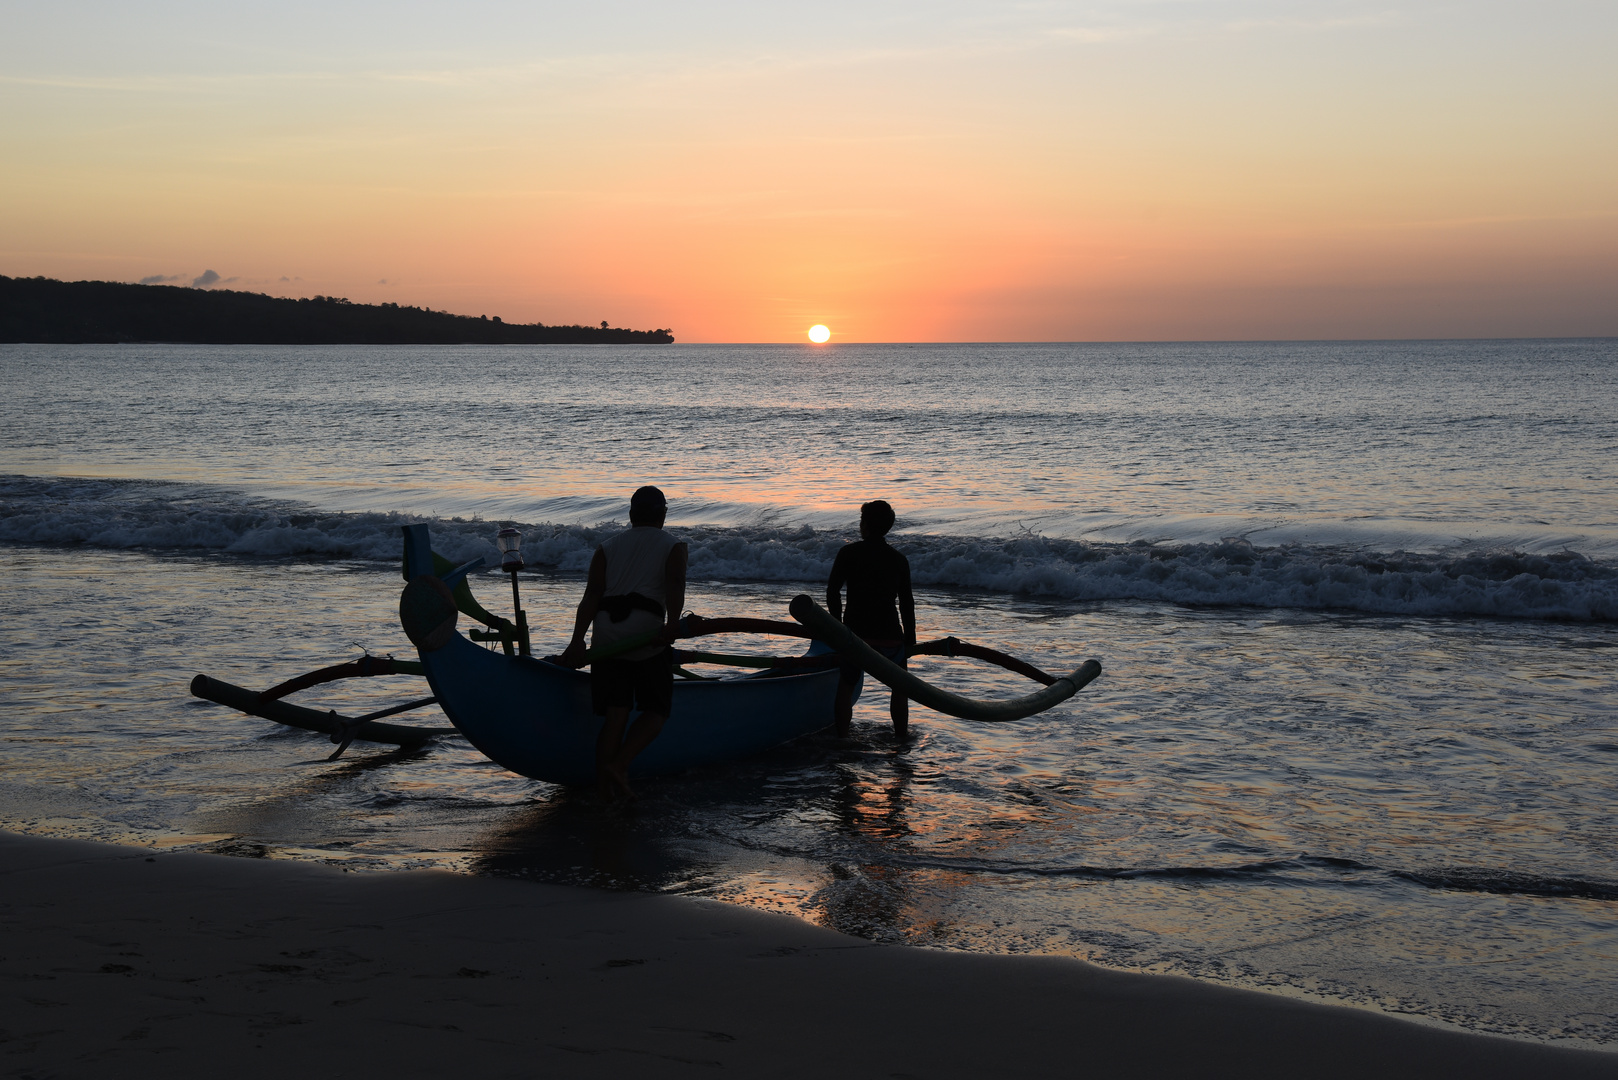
[138,273,182,285]
[192,269,221,288]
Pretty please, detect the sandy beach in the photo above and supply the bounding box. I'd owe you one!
[3,830,1613,1079]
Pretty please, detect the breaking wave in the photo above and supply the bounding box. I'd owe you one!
[4,475,1615,621]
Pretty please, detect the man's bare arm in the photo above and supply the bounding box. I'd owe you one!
[826,550,847,622]
[660,543,688,641]
[899,561,917,647]
[559,547,607,667]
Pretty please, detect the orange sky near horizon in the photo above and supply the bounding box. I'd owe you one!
[3,2,1616,341]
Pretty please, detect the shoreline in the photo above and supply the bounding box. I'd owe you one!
[3,830,1613,1078]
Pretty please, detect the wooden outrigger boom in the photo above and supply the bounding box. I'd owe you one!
[789,595,1102,723]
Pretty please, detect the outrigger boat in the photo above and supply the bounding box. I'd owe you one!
[192,524,1102,784]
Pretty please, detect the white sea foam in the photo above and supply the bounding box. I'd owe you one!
[5,476,1614,621]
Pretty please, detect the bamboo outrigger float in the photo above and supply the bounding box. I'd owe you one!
[191,524,1103,781]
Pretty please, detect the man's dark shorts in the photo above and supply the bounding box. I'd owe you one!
[839,642,908,685]
[591,647,674,716]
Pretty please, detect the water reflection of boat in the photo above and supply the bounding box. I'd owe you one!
[192,523,1102,785]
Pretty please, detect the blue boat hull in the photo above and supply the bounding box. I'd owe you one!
[418,631,842,785]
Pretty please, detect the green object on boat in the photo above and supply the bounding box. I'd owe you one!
[430,551,512,632]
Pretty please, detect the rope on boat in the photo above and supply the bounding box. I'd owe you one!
[788,595,1102,723]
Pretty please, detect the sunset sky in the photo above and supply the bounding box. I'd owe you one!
[3,1,1615,341]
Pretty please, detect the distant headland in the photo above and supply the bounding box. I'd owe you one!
[0,276,674,345]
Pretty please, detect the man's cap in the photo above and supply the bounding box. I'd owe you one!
[630,485,667,513]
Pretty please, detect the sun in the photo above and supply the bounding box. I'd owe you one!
[807,324,831,344]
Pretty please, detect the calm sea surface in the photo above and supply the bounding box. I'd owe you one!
[2,341,1615,1047]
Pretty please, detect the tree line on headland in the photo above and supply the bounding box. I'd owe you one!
[0,276,675,344]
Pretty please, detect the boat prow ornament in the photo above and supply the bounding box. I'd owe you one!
[189,524,1104,782]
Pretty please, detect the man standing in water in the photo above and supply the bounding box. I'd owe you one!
[827,500,916,738]
[560,486,688,798]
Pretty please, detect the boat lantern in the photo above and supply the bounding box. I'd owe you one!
[496,528,524,573]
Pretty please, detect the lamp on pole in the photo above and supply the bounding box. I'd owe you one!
[495,527,530,656]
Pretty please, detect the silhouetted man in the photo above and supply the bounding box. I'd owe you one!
[826,500,916,737]
[560,486,688,798]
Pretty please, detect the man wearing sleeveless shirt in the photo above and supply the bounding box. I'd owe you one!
[827,500,916,738]
[560,486,688,798]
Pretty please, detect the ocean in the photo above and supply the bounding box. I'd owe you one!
[2,340,1615,1047]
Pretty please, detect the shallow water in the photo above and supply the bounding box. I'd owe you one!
[1,341,1615,1047]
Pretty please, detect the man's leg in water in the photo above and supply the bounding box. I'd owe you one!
[833,678,856,737]
[890,693,909,738]
[595,706,632,795]
[887,648,910,738]
[596,650,675,798]
[602,711,667,798]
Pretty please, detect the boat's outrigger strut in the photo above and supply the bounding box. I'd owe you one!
[189,672,457,754]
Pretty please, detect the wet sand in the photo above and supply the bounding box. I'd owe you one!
[3,830,1613,1078]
